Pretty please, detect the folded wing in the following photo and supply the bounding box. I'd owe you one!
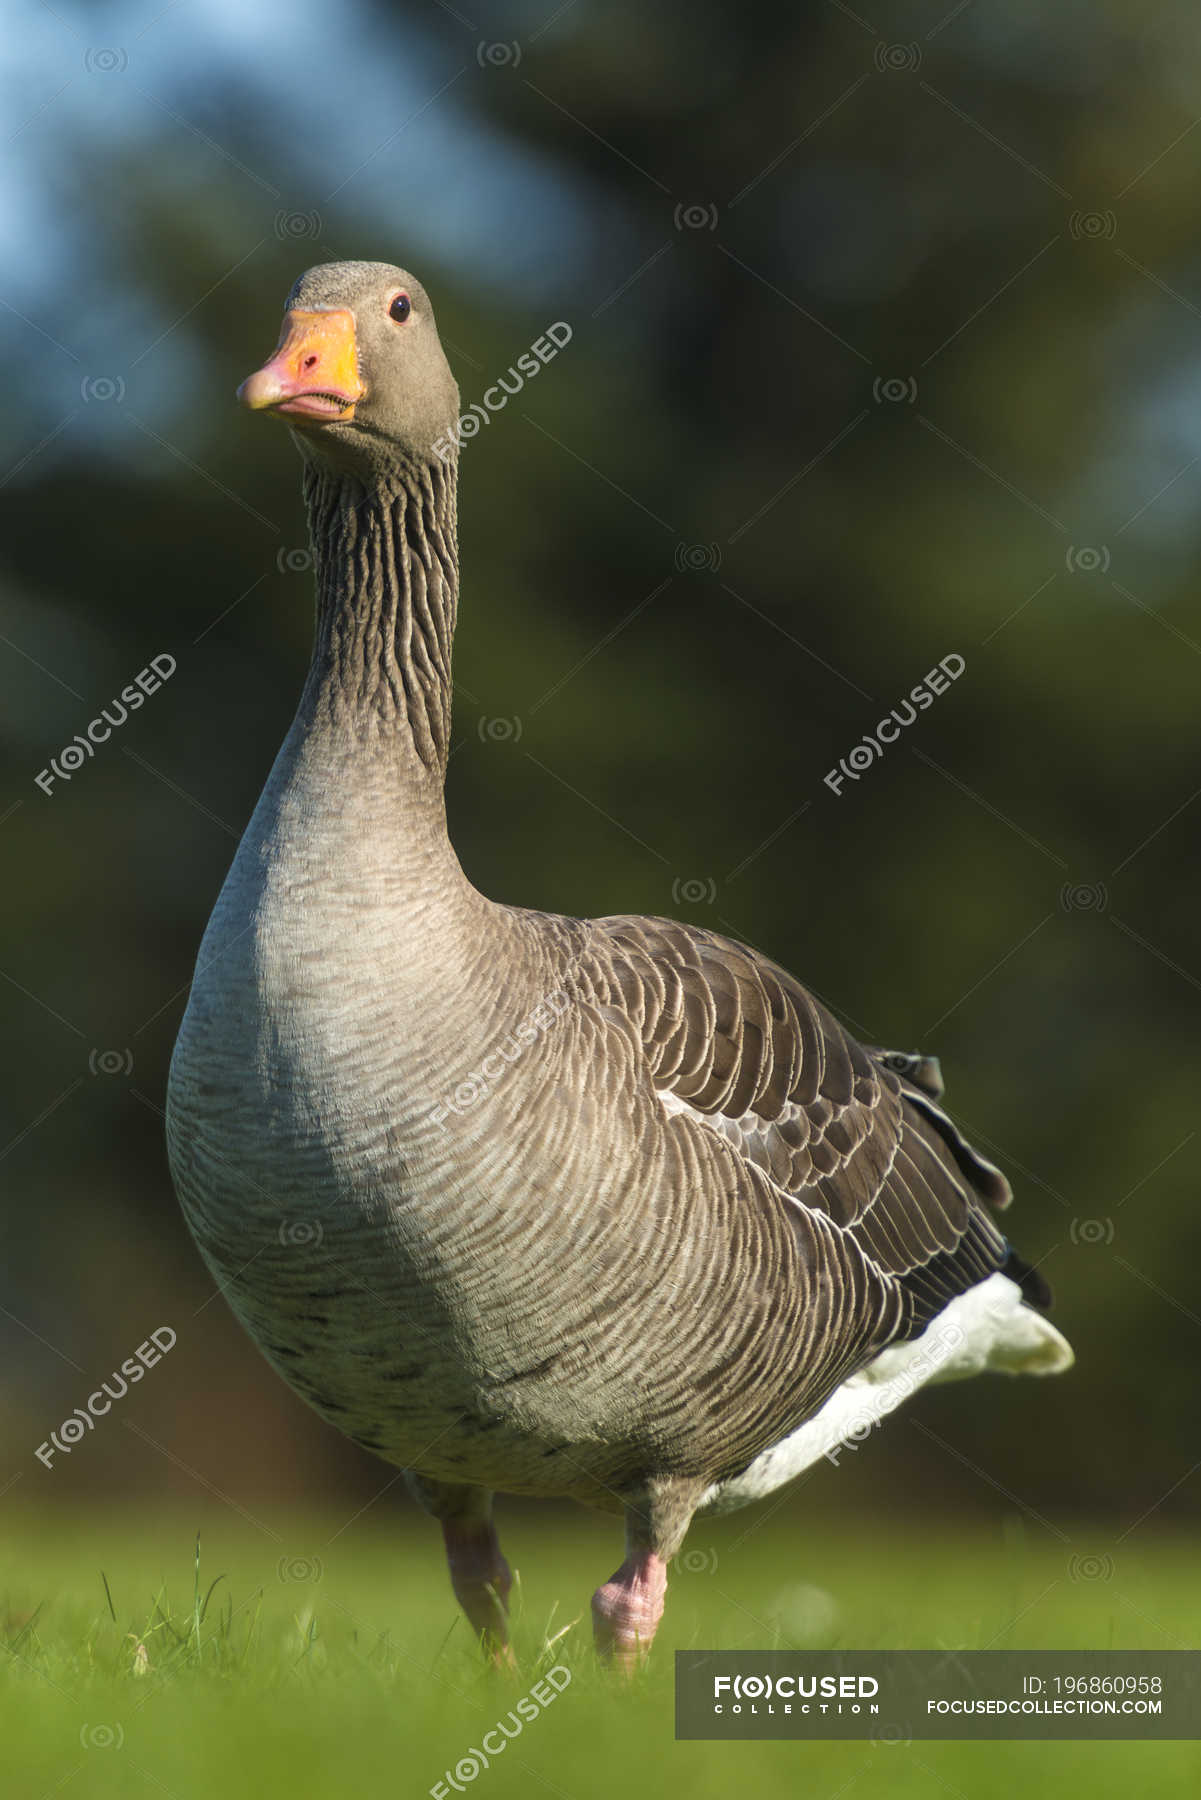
[587,915,1014,1353]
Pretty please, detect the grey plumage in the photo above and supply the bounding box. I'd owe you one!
[166,261,1071,1661]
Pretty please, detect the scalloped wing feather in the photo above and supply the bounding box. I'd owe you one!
[585,914,1015,1355]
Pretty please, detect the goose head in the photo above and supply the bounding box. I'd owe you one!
[238,260,460,477]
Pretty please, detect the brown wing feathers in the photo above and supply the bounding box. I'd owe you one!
[588,916,1011,1347]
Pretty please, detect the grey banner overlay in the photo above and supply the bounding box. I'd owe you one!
[676,1652,1201,1740]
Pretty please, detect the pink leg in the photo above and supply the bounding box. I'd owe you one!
[591,1547,667,1667]
[442,1514,514,1666]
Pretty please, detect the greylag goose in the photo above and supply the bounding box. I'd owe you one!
[166,261,1073,1667]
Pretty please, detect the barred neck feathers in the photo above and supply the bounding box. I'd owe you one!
[302,455,459,775]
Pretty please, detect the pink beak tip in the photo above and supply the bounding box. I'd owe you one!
[237,366,282,411]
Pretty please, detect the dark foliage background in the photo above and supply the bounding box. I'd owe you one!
[1,0,1197,1543]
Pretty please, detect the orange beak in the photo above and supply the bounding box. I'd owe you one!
[237,308,364,422]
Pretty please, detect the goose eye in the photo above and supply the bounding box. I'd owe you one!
[388,293,411,323]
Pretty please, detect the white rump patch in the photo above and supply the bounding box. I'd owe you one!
[697,1273,1074,1516]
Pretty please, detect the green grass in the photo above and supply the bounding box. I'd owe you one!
[1,1504,1193,1798]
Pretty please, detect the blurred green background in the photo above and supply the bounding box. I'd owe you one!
[1,0,1197,1673]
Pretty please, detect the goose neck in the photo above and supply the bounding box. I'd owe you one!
[301,455,459,778]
